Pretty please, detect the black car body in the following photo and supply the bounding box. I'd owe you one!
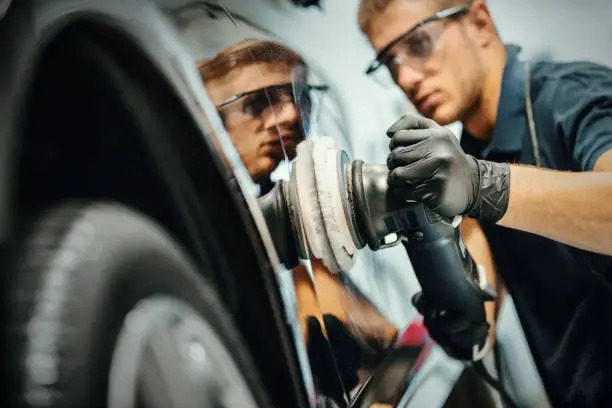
[0,1,506,407]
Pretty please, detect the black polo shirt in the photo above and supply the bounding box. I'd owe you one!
[460,44,612,407]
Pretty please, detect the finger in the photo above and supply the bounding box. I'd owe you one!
[386,141,435,169]
[306,316,325,343]
[322,314,362,360]
[389,174,440,202]
[386,113,440,137]
[388,128,441,151]
[387,155,439,184]
[322,314,353,343]
[388,162,441,206]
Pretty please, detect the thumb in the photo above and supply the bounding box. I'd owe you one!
[386,114,440,137]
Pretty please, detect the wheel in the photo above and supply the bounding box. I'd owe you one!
[1,202,271,408]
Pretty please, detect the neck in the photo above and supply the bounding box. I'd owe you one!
[463,44,507,141]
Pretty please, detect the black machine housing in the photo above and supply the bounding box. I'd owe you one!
[258,150,496,361]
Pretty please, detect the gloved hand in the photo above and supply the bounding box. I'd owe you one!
[386,114,511,223]
[412,291,490,361]
[306,314,388,407]
[306,315,353,407]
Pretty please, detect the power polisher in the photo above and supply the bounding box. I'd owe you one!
[258,137,497,362]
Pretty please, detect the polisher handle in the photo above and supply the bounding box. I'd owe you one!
[395,203,488,319]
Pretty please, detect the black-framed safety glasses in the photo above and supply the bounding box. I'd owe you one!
[365,5,470,76]
[217,82,329,125]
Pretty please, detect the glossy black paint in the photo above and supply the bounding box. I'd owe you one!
[0,1,307,407]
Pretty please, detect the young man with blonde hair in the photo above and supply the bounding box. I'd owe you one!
[199,38,401,406]
[198,38,306,194]
[359,0,612,406]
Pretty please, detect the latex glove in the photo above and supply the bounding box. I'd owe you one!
[306,315,360,407]
[412,291,490,361]
[306,316,347,406]
[306,314,389,406]
[386,114,510,223]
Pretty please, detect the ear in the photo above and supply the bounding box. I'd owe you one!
[466,0,498,47]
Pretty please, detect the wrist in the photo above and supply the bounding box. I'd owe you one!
[465,157,511,223]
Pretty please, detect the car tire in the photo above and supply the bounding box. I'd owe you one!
[1,202,271,408]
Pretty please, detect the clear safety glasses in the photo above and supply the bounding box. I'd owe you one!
[365,5,470,77]
[217,81,329,128]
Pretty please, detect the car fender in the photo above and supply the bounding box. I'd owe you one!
[0,1,307,407]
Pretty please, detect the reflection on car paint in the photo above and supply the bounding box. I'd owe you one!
[163,3,442,407]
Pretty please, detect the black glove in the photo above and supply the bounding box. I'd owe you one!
[306,314,388,406]
[386,114,511,223]
[306,316,352,406]
[412,291,490,361]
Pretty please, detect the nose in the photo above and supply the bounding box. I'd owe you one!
[263,100,299,130]
[395,64,425,99]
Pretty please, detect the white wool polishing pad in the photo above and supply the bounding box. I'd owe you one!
[294,140,337,270]
[311,138,356,272]
[323,148,358,262]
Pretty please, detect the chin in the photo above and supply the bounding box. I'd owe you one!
[428,105,461,126]
[247,157,277,182]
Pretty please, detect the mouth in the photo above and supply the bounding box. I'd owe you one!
[263,134,302,159]
[415,92,441,116]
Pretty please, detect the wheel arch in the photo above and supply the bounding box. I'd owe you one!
[16,20,210,268]
[4,8,307,408]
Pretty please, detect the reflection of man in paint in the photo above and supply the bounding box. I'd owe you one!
[199,39,399,404]
[198,39,308,194]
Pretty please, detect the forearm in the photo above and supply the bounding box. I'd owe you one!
[498,165,612,255]
[460,217,504,345]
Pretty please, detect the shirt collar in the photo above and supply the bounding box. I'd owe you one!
[465,44,528,157]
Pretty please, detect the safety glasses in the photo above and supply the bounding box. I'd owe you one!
[365,5,470,76]
[217,82,329,125]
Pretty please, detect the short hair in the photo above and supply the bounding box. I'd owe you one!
[358,0,471,35]
[197,38,305,83]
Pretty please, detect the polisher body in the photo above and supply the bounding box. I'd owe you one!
[350,159,495,360]
[257,139,495,361]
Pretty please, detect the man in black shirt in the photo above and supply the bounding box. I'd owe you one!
[359,0,612,406]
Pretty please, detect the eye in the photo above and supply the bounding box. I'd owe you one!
[405,30,432,58]
[381,54,395,68]
[383,56,401,80]
[243,93,268,117]
[277,86,294,102]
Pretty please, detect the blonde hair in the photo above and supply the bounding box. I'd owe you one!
[358,0,473,35]
[197,38,305,83]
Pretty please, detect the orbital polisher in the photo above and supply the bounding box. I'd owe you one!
[258,137,497,362]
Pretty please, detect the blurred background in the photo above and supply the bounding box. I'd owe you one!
[195,0,612,164]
